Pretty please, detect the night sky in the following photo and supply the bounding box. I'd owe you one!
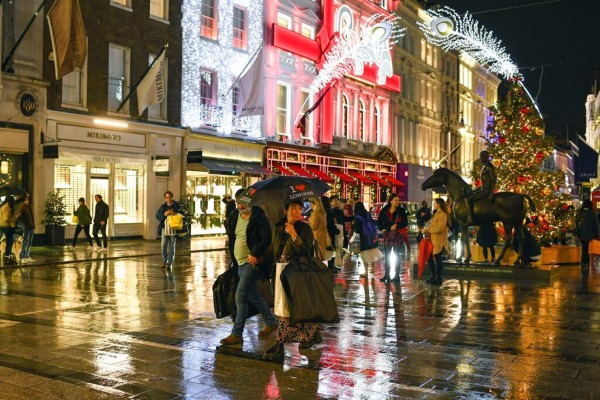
[439,0,600,138]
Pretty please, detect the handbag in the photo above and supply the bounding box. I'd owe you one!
[72,215,79,224]
[212,265,238,319]
[280,252,340,325]
[274,262,290,317]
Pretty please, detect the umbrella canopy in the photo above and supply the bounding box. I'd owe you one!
[237,176,332,206]
[0,183,26,197]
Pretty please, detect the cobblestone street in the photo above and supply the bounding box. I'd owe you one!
[0,239,599,399]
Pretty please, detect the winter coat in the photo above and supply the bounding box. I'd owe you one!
[74,204,92,226]
[16,203,35,230]
[309,210,329,260]
[415,206,432,228]
[155,200,183,236]
[93,201,110,225]
[352,211,379,252]
[226,206,272,270]
[377,204,407,231]
[476,221,498,247]
[0,203,16,228]
[271,218,314,262]
[576,208,600,242]
[423,210,449,254]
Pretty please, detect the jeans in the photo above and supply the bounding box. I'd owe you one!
[73,224,93,246]
[93,223,108,248]
[233,262,277,336]
[161,234,177,264]
[1,227,14,259]
[20,228,34,259]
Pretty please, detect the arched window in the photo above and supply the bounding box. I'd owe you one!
[342,94,349,138]
[359,100,365,141]
[374,105,381,144]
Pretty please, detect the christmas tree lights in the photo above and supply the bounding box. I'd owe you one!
[471,77,575,246]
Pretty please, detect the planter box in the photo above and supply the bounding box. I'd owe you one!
[469,244,579,265]
[44,225,65,246]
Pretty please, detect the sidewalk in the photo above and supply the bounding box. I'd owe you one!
[2,236,229,268]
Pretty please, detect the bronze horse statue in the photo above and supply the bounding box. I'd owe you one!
[421,168,536,265]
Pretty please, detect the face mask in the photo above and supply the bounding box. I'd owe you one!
[240,207,251,215]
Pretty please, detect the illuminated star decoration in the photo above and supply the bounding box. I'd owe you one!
[417,7,518,79]
[309,12,405,93]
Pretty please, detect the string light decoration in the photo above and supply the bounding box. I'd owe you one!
[417,7,518,79]
[470,77,575,246]
[309,12,405,93]
[181,0,262,137]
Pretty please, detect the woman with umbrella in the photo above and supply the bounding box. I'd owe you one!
[263,199,323,361]
[422,198,450,285]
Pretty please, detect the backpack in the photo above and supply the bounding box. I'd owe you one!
[356,215,377,245]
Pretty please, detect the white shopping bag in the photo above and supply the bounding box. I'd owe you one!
[274,262,290,317]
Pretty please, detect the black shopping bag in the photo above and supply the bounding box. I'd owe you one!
[280,256,340,325]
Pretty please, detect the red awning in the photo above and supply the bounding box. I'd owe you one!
[271,162,293,176]
[286,164,314,178]
[330,169,356,183]
[306,166,335,183]
[366,172,390,186]
[384,174,405,186]
[348,171,375,184]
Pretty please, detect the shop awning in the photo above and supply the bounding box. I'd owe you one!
[330,169,356,183]
[305,166,335,183]
[366,172,390,186]
[271,162,294,176]
[384,174,405,187]
[200,159,274,175]
[286,164,314,178]
[348,171,375,184]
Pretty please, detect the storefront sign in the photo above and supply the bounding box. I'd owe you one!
[188,138,262,162]
[60,151,147,165]
[397,164,433,203]
[19,93,37,117]
[57,124,146,148]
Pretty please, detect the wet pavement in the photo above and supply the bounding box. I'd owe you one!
[0,239,599,399]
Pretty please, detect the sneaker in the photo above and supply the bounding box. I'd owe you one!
[87,246,96,251]
[219,334,243,346]
[161,262,167,269]
[20,258,29,264]
[97,247,108,253]
[25,257,35,263]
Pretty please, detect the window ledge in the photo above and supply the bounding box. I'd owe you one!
[149,15,170,25]
[60,104,88,112]
[110,3,133,12]
[106,110,131,119]
[147,116,168,124]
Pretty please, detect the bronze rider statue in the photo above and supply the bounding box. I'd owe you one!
[464,150,497,225]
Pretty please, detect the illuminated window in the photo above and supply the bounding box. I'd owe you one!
[379,0,388,9]
[301,23,315,39]
[276,82,291,135]
[147,53,167,120]
[201,0,218,39]
[277,12,292,29]
[232,84,240,114]
[359,100,365,141]
[108,44,130,112]
[375,105,381,143]
[299,89,313,138]
[150,0,168,19]
[54,160,87,223]
[342,94,349,139]
[233,6,247,49]
[62,38,88,108]
[200,69,215,106]
[114,166,144,223]
[111,0,131,8]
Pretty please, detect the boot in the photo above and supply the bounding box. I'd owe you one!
[432,256,443,285]
[425,258,437,284]
[263,343,284,361]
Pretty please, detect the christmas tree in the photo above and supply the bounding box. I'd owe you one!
[471,76,575,246]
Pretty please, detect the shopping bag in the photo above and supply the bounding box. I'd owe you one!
[280,255,340,325]
[212,266,239,319]
[274,262,290,317]
[164,214,187,236]
[72,215,79,224]
[418,237,434,279]
[167,214,184,230]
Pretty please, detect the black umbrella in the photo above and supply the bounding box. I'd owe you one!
[237,176,332,206]
[0,183,26,197]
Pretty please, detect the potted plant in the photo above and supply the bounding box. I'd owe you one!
[178,193,195,239]
[42,190,67,246]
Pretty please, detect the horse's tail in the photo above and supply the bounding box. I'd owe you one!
[522,194,536,212]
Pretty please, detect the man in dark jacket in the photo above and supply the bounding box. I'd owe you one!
[220,201,277,346]
[416,200,432,243]
[156,191,183,268]
[93,194,110,252]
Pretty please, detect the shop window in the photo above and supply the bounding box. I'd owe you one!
[342,94,349,139]
[114,166,144,223]
[233,6,247,50]
[277,12,292,29]
[108,44,130,112]
[62,38,88,108]
[299,89,313,139]
[147,53,168,120]
[111,0,131,8]
[232,84,239,114]
[150,0,168,20]
[301,23,315,39]
[54,161,87,220]
[200,69,216,106]
[201,0,218,40]
[359,100,365,141]
[375,105,381,143]
[276,82,291,136]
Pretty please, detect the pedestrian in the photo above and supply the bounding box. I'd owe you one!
[512,225,541,265]
[422,198,450,285]
[71,197,93,250]
[353,202,381,278]
[416,200,432,243]
[342,203,354,253]
[576,199,600,266]
[219,198,277,346]
[321,196,341,272]
[222,194,237,235]
[476,221,497,263]
[156,191,183,268]
[92,195,110,252]
[329,195,345,268]
[263,199,322,361]
[0,196,17,265]
[16,194,35,263]
[377,193,406,283]
[308,197,329,261]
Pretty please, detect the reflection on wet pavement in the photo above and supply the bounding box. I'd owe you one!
[0,246,599,399]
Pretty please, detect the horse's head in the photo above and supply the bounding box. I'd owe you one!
[421,168,449,190]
